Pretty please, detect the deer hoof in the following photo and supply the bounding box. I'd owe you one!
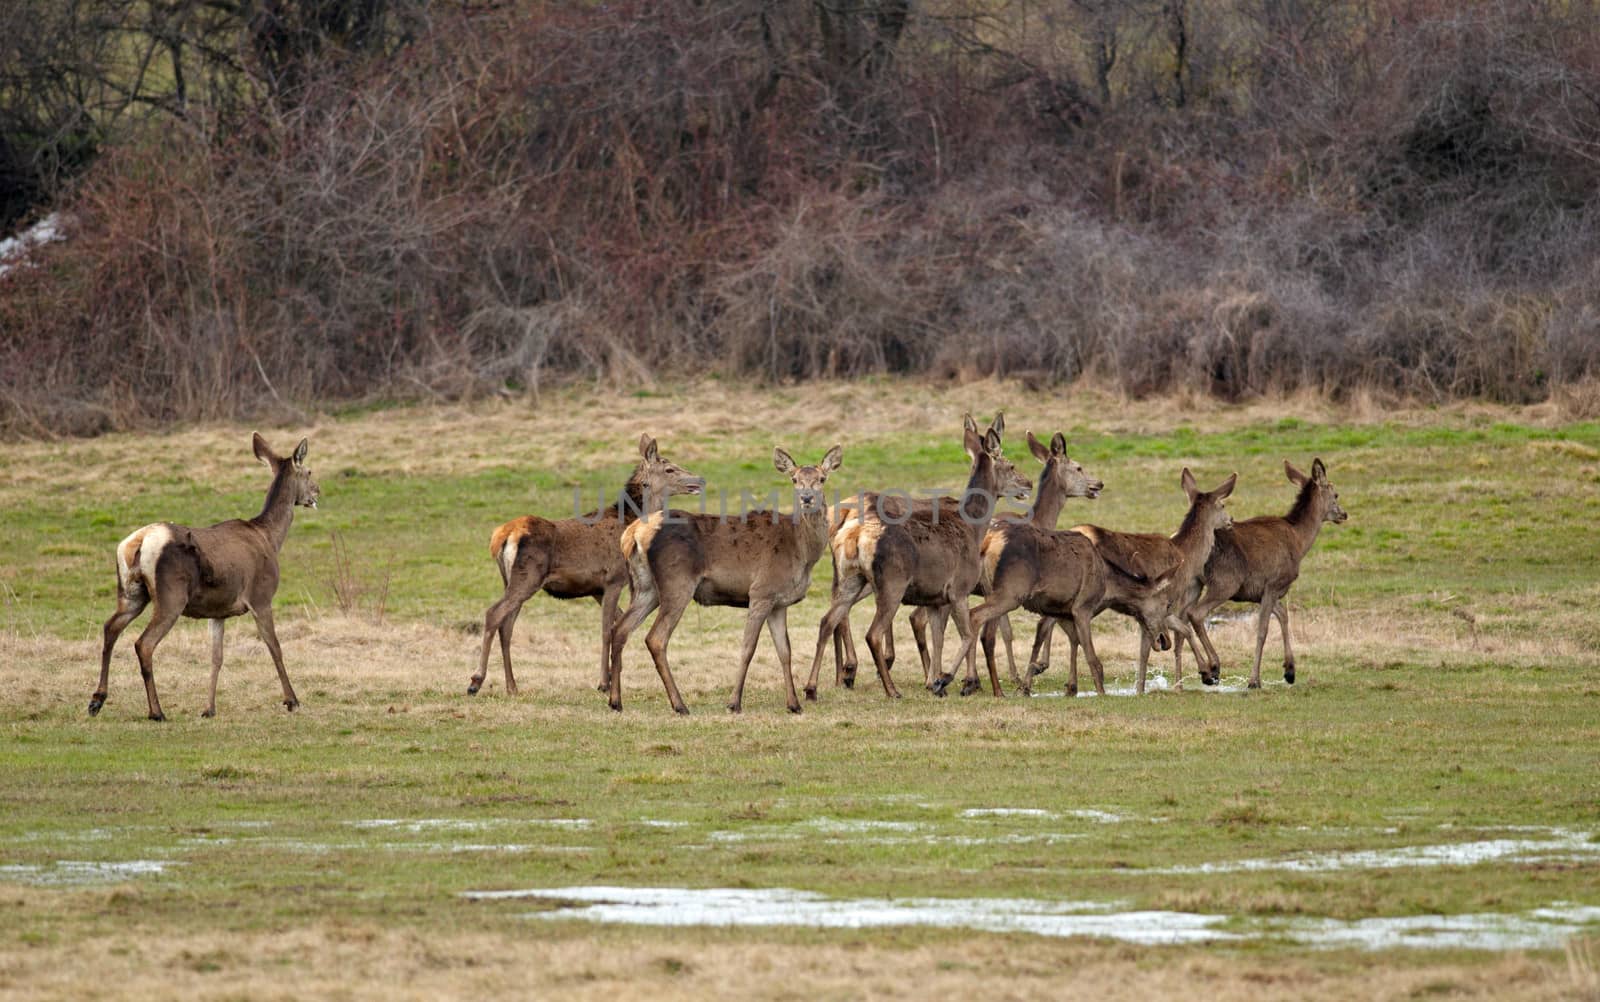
[1247,680,1262,690]
[804,686,818,702]
[1284,666,1296,684]
[609,700,623,713]
[201,708,215,719]
[505,684,518,696]
[467,679,482,695]
[727,702,742,714]
[673,705,690,716]
[1065,683,1078,696]
[959,678,981,697]
[787,703,802,715]
[148,712,166,722]
[283,699,299,712]
[929,676,951,697]
[1028,662,1048,678]
[87,695,105,716]
[842,666,857,689]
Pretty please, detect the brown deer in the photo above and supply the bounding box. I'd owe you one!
[470,435,702,697]
[1181,458,1348,689]
[607,445,843,714]
[824,414,1012,692]
[90,434,319,720]
[805,418,1031,701]
[1067,469,1237,694]
[912,431,1105,689]
[939,432,1177,697]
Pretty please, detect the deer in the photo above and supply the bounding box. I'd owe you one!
[90,433,319,721]
[470,435,702,697]
[1179,458,1348,689]
[606,445,843,714]
[805,417,1031,701]
[938,431,1178,698]
[822,414,1013,693]
[1061,468,1237,695]
[910,430,1105,690]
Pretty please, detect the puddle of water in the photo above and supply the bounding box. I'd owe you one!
[1153,829,1600,875]
[962,808,1055,819]
[0,860,177,885]
[347,818,592,833]
[462,885,1600,952]
[463,886,1233,945]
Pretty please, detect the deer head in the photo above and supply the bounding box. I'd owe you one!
[1181,467,1236,534]
[635,434,704,504]
[962,414,1032,502]
[1286,457,1347,524]
[253,433,319,509]
[774,445,842,515]
[1027,431,1102,500]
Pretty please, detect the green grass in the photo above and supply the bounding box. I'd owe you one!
[2,389,1599,996]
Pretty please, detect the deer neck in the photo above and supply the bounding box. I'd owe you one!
[252,466,298,551]
[961,455,999,531]
[1029,469,1067,529]
[617,478,665,526]
[1170,503,1219,572]
[1285,485,1327,557]
[795,505,831,561]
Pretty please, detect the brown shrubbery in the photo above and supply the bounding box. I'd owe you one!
[1,0,1597,434]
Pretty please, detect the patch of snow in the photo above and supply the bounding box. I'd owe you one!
[0,860,176,885]
[1152,830,1600,875]
[0,213,67,278]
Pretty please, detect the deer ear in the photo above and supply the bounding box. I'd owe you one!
[819,445,843,476]
[1050,432,1067,457]
[1285,460,1308,486]
[252,432,275,467]
[291,439,309,467]
[773,448,797,475]
[984,429,1002,457]
[962,413,978,436]
[963,423,983,462]
[1180,467,1198,502]
[989,412,1005,441]
[1027,431,1050,464]
[1215,473,1238,500]
[1311,458,1328,484]
[639,435,659,462]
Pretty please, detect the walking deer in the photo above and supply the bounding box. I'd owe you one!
[939,431,1175,697]
[91,433,319,720]
[1182,458,1347,689]
[607,445,843,714]
[912,430,1104,689]
[805,418,1031,701]
[1066,469,1236,694]
[824,414,1012,691]
[471,435,702,697]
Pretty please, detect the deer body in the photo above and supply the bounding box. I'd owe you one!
[91,434,319,720]
[1067,469,1237,694]
[607,446,842,714]
[1183,458,1347,688]
[471,435,701,697]
[805,419,1030,701]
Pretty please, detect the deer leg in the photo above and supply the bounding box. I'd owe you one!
[473,572,540,695]
[1028,616,1055,679]
[643,584,692,715]
[1248,593,1280,690]
[981,617,1003,691]
[92,591,147,715]
[1275,601,1296,683]
[766,606,801,714]
[863,584,906,700]
[925,607,952,689]
[250,605,299,712]
[1135,625,1153,696]
[1071,610,1106,696]
[1064,619,1081,696]
[202,619,225,718]
[910,607,932,684]
[607,579,659,712]
[132,601,183,722]
[597,578,624,692]
[1188,608,1223,685]
[806,573,868,701]
[728,599,775,714]
[996,613,1022,688]
[832,625,858,691]
[1166,614,1200,692]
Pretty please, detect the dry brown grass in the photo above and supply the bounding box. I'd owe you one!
[0,917,1577,1002]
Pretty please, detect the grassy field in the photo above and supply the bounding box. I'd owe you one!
[2,380,1599,1000]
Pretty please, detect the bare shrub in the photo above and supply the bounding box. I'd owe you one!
[323,531,390,623]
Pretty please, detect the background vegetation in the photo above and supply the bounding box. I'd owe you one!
[3,0,1600,435]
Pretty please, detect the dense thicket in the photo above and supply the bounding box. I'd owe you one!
[2,0,1598,433]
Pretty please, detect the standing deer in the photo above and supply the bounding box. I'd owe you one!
[805,418,1031,701]
[1067,469,1237,694]
[1181,458,1348,689]
[912,430,1104,689]
[471,435,702,697]
[939,431,1176,697]
[90,433,319,720]
[607,445,843,714]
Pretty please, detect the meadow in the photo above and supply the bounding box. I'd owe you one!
[2,380,1599,1000]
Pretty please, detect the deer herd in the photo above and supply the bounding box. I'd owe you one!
[91,416,1347,719]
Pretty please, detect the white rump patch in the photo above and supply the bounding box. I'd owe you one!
[116,523,172,595]
[499,537,520,580]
